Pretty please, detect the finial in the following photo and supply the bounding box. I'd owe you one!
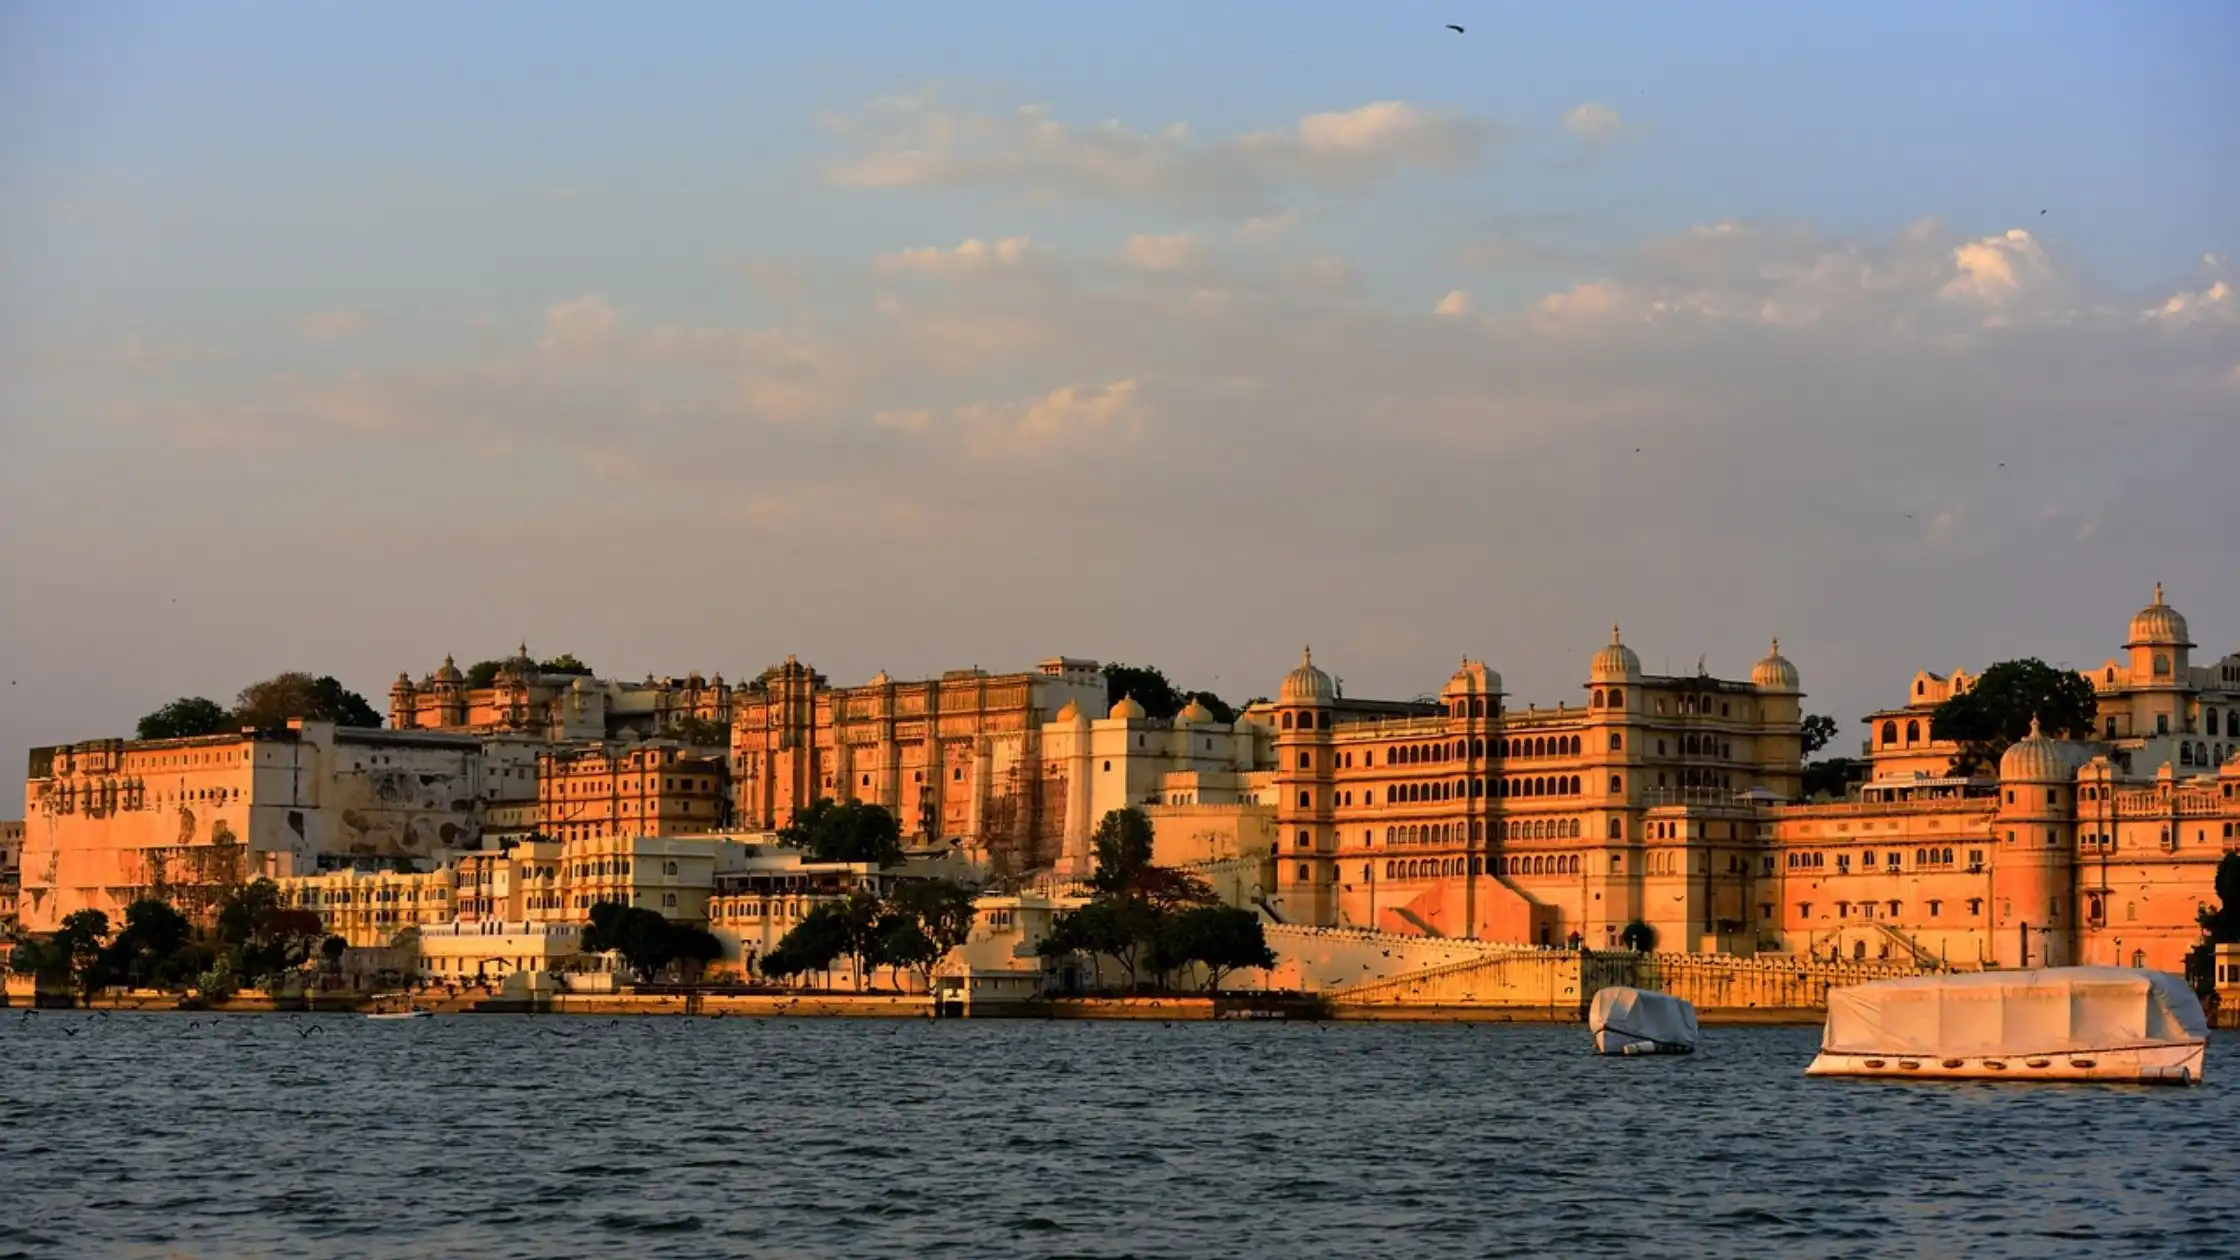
[1302,645,1313,666]
[1770,637,1780,655]
[2028,715,2043,739]
[1610,624,1622,645]
[2153,581,2163,605]
[442,653,455,667]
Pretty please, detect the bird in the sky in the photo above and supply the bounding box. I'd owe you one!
[1446,24,1465,34]
[2040,209,2048,215]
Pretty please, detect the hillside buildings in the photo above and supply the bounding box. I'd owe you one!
[13,586,2236,985]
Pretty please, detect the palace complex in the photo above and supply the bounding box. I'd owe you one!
[11,587,2237,986]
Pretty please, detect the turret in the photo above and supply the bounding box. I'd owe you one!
[1273,648,1338,925]
[1990,718,2080,968]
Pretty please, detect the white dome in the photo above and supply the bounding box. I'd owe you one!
[1108,695,1147,721]
[1441,658,1503,698]
[1053,699,1085,726]
[1175,697,1214,724]
[1589,626,1641,682]
[1752,638,1800,692]
[1279,647,1336,706]
[1998,717,2073,783]
[2126,583,2191,647]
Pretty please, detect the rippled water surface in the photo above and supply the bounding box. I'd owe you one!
[5,1012,2237,1259]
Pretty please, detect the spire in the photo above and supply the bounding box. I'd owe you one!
[2152,581,2164,606]
[1770,637,1781,655]
[1610,624,1622,644]
[1302,645,1313,666]
[2028,715,2043,739]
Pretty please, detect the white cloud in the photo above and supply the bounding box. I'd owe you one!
[1433,289,1474,317]
[540,295,621,353]
[1562,103,1625,143]
[1117,232,1207,273]
[827,94,1496,210]
[294,309,370,342]
[957,380,1146,461]
[875,236,1040,279]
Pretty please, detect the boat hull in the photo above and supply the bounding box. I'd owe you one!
[1594,1029,1694,1056]
[1805,1040,2205,1085]
[366,1011,433,1021]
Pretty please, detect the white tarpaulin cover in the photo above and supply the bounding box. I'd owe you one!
[1820,967,2209,1058]
[1589,986,1700,1048]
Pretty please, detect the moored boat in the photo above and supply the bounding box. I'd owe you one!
[1589,986,1699,1055]
[1806,967,2208,1085]
[366,1008,433,1021]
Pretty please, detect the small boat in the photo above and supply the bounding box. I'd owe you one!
[1589,986,1699,1055]
[366,1008,433,1020]
[1806,966,2208,1085]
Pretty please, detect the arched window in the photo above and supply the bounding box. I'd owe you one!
[1593,689,1605,708]
[1608,688,1624,707]
[1471,699,1485,717]
[1281,712,1294,730]
[1607,818,1622,840]
[1609,774,1623,793]
[1905,720,1920,744]
[1385,861,1395,878]
[1881,721,1899,745]
[1685,735,1700,755]
[1471,738,1484,756]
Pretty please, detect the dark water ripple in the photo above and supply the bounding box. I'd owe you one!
[3,1014,2237,1259]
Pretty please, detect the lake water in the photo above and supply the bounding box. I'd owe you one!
[5,1013,2236,1259]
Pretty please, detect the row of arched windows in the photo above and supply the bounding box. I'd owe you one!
[1339,774,1589,808]
[2178,742,2230,767]
[1380,853,1584,880]
[1370,734,1585,766]
[1589,688,1626,708]
[1377,816,1585,845]
[1880,719,1924,746]
[1278,710,1333,730]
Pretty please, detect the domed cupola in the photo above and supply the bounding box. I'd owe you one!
[1752,638,1800,693]
[433,654,464,685]
[1109,694,1147,721]
[1176,697,1214,725]
[1054,698,1088,727]
[2125,583,2192,648]
[1999,717,2073,783]
[1441,657,1503,700]
[1589,625,1641,683]
[1279,647,1336,706]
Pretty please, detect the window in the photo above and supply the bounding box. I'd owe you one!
[1298,790,1311,808]
[1297,752,1311,770]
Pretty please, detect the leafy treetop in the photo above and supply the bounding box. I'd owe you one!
[1929,658,2098,776]
[137,697,233,741]
[232,672,383,729]
[538,654,594,677]
[779,799,905,867]
[1800,714,1840,758]
[1099,663,1234,724]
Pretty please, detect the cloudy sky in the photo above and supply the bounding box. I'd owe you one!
[3,2,2236,790]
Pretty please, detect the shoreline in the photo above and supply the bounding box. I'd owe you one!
[9,988,1834,1024]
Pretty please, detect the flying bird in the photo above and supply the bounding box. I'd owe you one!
[1446,24,1465,34]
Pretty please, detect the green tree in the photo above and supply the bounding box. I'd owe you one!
[582,901,725,983]
[1088,808,1156,896]
[465,659,506,688]
[100,899,197,990]
[1160,905,1276,991]
[2186,854,2240,997]
[320,934,348,976]
[10,911,113,998]
[232,672,382,729]
[538,654,594,677]
[1099,663,1234,724]
[1619,921,1657,953]
[136,697,232,741]
[1037,896,1162,988]
[1802,757,1869,802]
[1800,714,1840,758]
[761,902,851,982]
[1930,658,2098,776]
[871,913,938,990]
[779,800,905,867]
[666,715,730,747]
[214,878,328,982]
[884,878,977,987]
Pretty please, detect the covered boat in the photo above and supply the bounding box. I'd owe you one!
[1807,967,2208,1085]
[1589,986,1700,1055]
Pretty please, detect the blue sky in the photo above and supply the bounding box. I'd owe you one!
[2,1,2235,784]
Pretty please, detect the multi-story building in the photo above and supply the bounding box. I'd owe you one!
[19,720,490,932]
[1,819,24,930]
[387,644,733,744]
[1863,584,2240,782]
[275,865,458,949]
[730,655,1109,871]
[535,742,729,844]
[1260,635,1808,946]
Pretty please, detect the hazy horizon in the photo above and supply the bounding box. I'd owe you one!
[4,2,2235,796]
